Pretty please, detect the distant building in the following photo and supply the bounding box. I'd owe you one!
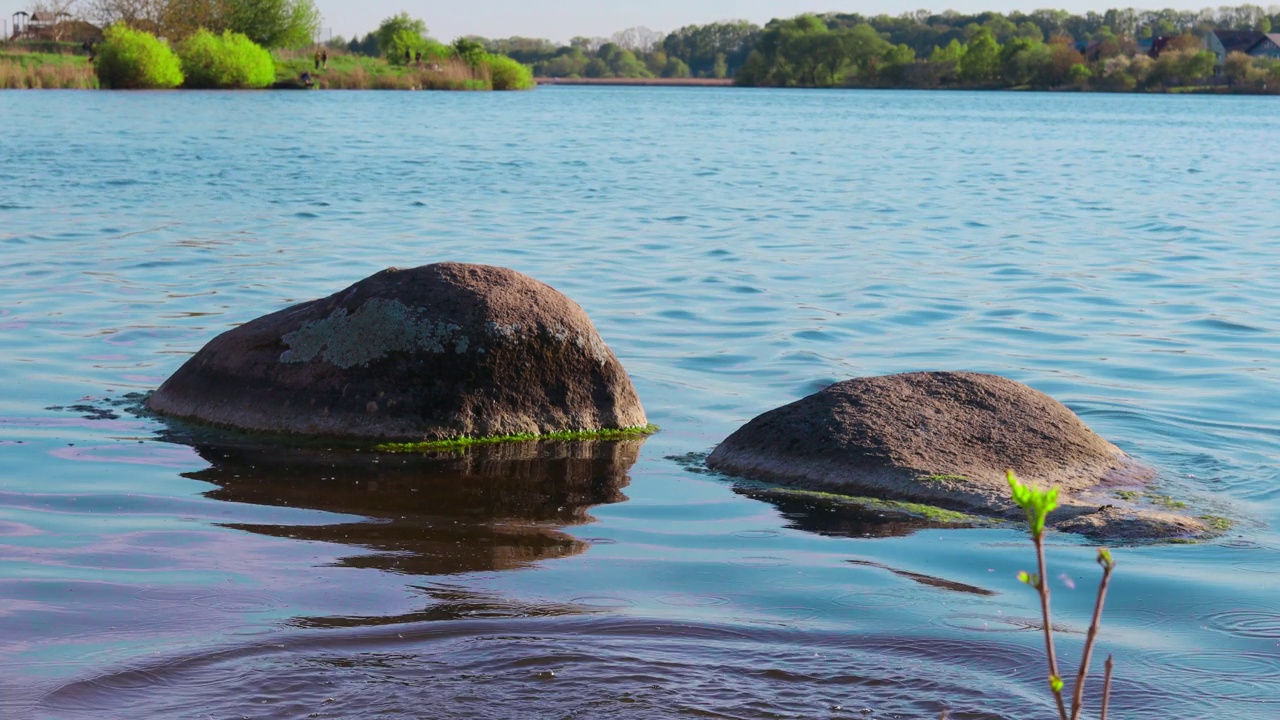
[1146,35,1182,58]
[1205,30,1280,63]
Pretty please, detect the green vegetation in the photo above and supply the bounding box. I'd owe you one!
[748,486,981,523]
[0,48,97,88]
[1200,515,1234,532]
[94,24,184,89]
[446,6,1280,93]
[1113,490,1140,501]
[89,0,320,49]
[1009,471,1116,720]
[374,424,659,453]
[272,13,534,91]
[479,53,535,90]
[272,50,489,90]
[372,12,450,64]
[733,13,1264,91]
[918,473,969,483]
[178,30,275,89]
[1147,494,1188,510]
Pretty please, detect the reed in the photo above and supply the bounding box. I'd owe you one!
[0,55,97,88]
[274,51,491,90]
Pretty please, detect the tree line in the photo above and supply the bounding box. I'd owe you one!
[18,0,321,49]
[345,5,1275,92]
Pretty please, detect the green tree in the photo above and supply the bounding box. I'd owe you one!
[931,38,965,64]
[662,57,691,78]
[452,37,486,66]
[1067,62,1092,85]
[374,12,428,60]
[1178,50,1217,82]
[842,23,893,79]
[1260,17,1272,33]
[223,0,320,49]
[712,52,728,78]
[1000,37,1045,85]
[178,29,275,88]
[483,54,534,90]
[959,28,1001,83]
[95,23,184,89]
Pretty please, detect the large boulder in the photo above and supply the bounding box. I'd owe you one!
[707,372,1204,540]
[147,263,648,441]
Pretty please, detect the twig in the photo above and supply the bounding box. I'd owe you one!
[1070,552,1115,720]
[1100,655,1114,720]
[1034,534,1069,720]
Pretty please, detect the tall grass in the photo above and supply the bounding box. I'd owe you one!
[0,52,97,88]
[273,50,490,90]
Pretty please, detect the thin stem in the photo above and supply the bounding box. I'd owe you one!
[1034,533,1069,720]
[1100,655,1114,720]
[1069,563,1115,720]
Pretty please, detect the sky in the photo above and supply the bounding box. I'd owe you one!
[0,1,1191,44]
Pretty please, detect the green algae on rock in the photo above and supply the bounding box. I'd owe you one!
[375,424,659,453]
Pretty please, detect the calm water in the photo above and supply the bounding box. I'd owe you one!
[1,87,1278,719]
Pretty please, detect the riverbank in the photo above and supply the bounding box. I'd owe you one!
[0,48,97,89]
[536,77,733,87]
[0,42,532,91]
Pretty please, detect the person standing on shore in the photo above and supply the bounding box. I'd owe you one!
[313,50,320,70]
[321,50,328,69]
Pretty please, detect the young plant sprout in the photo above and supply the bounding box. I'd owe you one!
[1008,470,1117,720]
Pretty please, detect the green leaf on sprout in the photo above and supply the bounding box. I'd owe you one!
[1097,547,1115,569]
[1050,675,1064,694]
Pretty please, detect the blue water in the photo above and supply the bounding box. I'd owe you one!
[1,87,1278,719]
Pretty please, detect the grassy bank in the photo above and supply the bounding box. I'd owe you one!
[273,49,490,90]
[0,42,531,91]
[0,48,98,89]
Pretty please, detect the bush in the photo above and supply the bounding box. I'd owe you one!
[483,53,534,90]
[178,29,275,89]
[94,24,183,89]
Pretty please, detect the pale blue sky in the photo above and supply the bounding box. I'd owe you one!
[1,1,1153,43]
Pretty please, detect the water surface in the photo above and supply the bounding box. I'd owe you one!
[1,87,1278,719]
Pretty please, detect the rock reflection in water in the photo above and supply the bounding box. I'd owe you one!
[735,486,975,539]
[183,439,642,577]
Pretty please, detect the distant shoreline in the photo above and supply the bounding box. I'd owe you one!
[535,77,734,87]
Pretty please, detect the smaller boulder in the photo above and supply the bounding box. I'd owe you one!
[707,371,1201,540]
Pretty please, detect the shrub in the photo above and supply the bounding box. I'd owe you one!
[178,29,275,89]
[94,24,183,89]
[483,53,534,90]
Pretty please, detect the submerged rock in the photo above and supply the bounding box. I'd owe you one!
[707,371,1205,541]
[147,263,648,441]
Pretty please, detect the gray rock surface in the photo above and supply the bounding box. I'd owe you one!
[147,263,647,440]
[707,371,1204,540]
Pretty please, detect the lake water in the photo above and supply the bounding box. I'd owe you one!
[1,87,1277,719]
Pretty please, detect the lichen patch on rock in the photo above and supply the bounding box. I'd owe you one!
[280,298,466,369]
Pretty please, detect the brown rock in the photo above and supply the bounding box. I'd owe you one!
[1052,506,1207,542]
[147,263,647,440]
[707,372,1201,540]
